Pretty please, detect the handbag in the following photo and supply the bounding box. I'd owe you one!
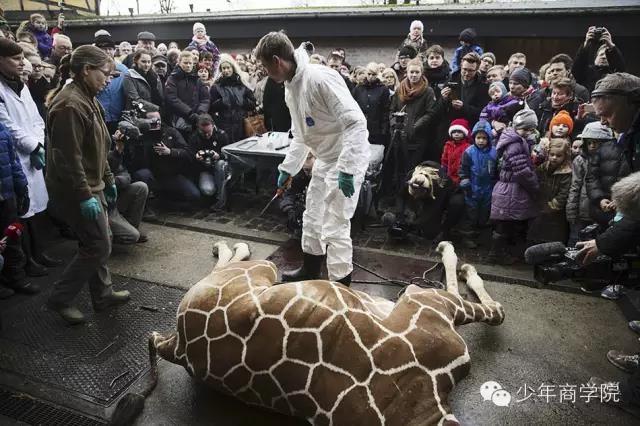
[243,113,267,137]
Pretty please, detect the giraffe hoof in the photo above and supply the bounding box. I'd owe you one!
[459,264,477,280]
[435,240,454,254]
[232,242,251,260]
[212,241,229,257]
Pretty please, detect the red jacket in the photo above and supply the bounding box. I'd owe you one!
[441,139,471,184]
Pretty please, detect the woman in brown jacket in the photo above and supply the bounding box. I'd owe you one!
[45,45,130,325]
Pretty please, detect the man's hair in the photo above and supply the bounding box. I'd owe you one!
[425,44,444,58]
[548,53,573,70]
[178,50,193,61]
[53,34,71,46]
[461,52,481,67]
[508,52,526,63]
[539,63,550,79]
[254,31,295,64]
[594,72,640,96]
[551,77,575,95]
[612,172,640,221]
[199,51,213,61]
[487,64,505,74]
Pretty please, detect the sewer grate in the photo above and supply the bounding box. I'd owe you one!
[0,388,106,425]
[0,275,184,406]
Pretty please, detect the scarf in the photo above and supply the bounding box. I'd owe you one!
[0,72,24,96]
[398,76,428,104]
[136,67,163,108]
[409,33,423,44]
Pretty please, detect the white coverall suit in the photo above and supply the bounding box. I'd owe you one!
[278,48,370,280]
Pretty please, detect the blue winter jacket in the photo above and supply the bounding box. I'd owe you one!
[459,121,497,206]
[451,45,484,74]
[97,62,129,124]
[0,122,28,201]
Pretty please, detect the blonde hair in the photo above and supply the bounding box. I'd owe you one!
[547,138,571,167]
[381,67,399,90]
[216,53,251,88]
[30,13,46,23]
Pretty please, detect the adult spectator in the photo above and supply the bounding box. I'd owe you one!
[24,52,53,119]
[508,67,534,100]
[95,32,129,134]
[48,34,72,69]
[391,45,417,83]
[504,52,526,80]
[165,50,210,137]
[156,43,168,56]
[327,52,354,92]
[388,57,436,177]
[0,40,54,278]
[117,41,132,62]
[381,68,399,95]
[533,77,588,137]
[397,20,428,64]
[122,49,164,113]
[46,45,130,325]
[122,32,156,68]
[486,65,505,84]
[152,54,169,85]
[451,28,483,75]
[209,54,256,143]
[572,26,625,93]
[188,114,230,211]
[529,54,590,110]
[263,77,291,132]
[352,62,390,146]
[479,52,496,80]
[423,44,450,98]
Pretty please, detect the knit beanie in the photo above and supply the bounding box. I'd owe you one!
[513,109,538,130]
[459,28,477,44]
[193,22,206,35]
[549,110,574,135]
[509,67,532,88]
[480,52,496,65]
[489,81,508,99]
[449,118,471,137]
[398,45,417,59]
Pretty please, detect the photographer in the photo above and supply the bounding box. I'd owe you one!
[572,26,625,93]
[188,114,229,211]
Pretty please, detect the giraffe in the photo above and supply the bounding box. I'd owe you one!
[115,240,504,426]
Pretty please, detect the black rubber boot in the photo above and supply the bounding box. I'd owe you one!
[336,273,352,287]
[281,253,324,282]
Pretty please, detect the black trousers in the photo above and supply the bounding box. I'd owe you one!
[0,198,26,284]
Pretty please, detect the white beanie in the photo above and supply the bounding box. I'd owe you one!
[410,20,424,31]
[193,22,206,35]
[94,29,111,38]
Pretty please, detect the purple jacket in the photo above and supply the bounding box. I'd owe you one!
[28,25,53,59]
[479,95,523,124]
[490,128,539,221]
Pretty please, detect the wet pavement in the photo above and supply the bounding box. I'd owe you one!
[0,200,639,425]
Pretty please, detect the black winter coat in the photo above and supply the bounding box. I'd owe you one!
[533,98,591,137]
[585,140,632,205]
[596,216,640,258]
[352,79,390,138]
[572,41,626,93]
[434,73,489,126]
[123,68,164,112]
[151,126,195,178]
[209,74,256,143]
[262,78,291,132]
[187,126,230,172]
[165,68,210,120]
[389,85,436,156]
[424,61,450,98]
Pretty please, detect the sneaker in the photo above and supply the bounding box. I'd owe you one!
[607,350,640,373]
[629,321,640,335]
[601,284,625,300]
[47,302,86,325]
[93,290,131,312]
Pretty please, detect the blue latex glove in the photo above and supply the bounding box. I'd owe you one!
[80,197,102,221]
[277,171,291,188]
[338,172,355,198]
[104,184,117,204]
[30,147,46,170]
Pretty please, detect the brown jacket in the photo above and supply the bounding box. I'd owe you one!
[46,81,114,202]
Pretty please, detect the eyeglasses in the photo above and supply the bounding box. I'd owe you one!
[153,63,167,68]
[33,65,43,70]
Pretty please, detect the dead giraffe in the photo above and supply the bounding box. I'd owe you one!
[111,241,504,426]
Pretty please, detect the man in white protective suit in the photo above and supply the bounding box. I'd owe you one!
[255,32,370,285]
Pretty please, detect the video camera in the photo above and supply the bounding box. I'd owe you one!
[118,102,161,141]
[525,224,640,286]
[390,111,407,131]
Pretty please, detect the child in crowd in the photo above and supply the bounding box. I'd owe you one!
[533,110,574,165]
[566,122,614,246]
[188,22,221,70]
[459,121,497,240]
[24,14,52,59]
[489,109,540,263]
[571,139,583,160]
[451,28,483,74]
[197,65,215,88]
[441,118,472,184]
[528,139,573,244]
[479,81,523,137]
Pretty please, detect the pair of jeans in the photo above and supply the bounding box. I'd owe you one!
[198,160,229,208]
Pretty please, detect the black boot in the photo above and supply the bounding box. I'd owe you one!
[281,253,324,282]
[34,253,64,267]
[25,258,48,277]
[336,273,351,286]
[488,232,517,265]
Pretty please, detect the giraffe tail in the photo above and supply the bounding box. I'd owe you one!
[109,335,159,425]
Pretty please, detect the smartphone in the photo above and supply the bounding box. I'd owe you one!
[446,82,460,100]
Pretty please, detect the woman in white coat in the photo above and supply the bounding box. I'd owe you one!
[0,40,61,276]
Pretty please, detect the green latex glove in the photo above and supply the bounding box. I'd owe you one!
[80,197,102,221]
[338,172,355,198]
[30,146,46,170]
[277,171,291,188]
[104,184,118,204]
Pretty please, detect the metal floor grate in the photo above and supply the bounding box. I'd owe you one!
[0,275,184,406]
[0,388,106,425]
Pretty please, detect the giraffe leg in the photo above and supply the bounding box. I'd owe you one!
[212,241,233,269]
[459,264,494,305]
[459,264,505,325]
[436,241,459,296]
[229,242,251,262]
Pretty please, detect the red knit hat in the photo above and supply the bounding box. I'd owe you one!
[448,118,471,137]
[549,110,574,136]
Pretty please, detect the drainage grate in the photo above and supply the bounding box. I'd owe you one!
[0,388,106,426]
[0,275,184,406]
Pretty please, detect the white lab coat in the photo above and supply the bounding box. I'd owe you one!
[279,48,370,280]
[0,79,48,218]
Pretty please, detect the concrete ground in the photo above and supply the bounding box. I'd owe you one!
[2,220,638,425]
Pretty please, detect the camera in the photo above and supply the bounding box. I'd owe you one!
[119,102,161,141]
[197,150,218,167]
[390,111,407,131]
[593,27,605,41]
[525,224,640,286]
